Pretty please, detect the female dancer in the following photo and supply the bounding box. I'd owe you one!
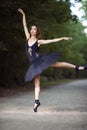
[18,8,87,112]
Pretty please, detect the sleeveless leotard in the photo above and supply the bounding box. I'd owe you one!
[24,41,61,82]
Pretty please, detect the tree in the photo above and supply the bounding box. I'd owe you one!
[0,0,87,86]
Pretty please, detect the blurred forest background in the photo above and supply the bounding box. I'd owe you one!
[0,0,87,87]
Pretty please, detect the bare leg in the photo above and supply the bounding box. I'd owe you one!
[33,75,41,112]
[51,61,84,70]
[34,75,40,100]
[51,62,76,68]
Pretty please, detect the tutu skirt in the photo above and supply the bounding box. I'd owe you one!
[24,52,61,82]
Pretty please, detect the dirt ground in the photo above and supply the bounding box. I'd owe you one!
[0,79,87,130]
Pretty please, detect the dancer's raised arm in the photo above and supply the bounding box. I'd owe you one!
[18,8,30,40]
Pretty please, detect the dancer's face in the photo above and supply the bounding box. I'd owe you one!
[30,25,37,37]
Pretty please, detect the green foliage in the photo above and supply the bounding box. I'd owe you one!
[0,0,87,86]
[81,0,87,19]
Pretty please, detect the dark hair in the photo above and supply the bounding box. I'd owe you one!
[29,24,41,39]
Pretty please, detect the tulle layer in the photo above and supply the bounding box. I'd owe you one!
[24,52,61,82]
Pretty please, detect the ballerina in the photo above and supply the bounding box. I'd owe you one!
[18,8,87,112]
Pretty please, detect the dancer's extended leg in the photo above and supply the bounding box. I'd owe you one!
[51,62,75,68]
[51,61,86,70]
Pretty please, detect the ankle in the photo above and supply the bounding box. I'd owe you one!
[35,100,40,104]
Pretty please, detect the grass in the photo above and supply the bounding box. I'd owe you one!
[0,79,75,97]
[41,79,73,87]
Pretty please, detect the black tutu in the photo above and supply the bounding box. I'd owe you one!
[24,52,60,82]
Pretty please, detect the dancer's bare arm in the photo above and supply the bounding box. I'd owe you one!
[18,8,30,40]
[38,37,72,46]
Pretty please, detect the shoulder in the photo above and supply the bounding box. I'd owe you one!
[38,39,44,43]
[37,39,43,47]
[37,39,45,46]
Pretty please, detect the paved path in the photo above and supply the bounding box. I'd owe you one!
[0,79,87,130]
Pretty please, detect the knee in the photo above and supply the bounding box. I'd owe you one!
[34,76,40,86]
[61,62,66,64]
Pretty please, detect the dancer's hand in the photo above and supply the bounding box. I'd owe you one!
[17,8,25,15]
[63,37,72,41]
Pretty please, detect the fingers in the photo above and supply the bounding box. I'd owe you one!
[17,8,22,12]
[63,37,72,41]
[17,8,24,14]
[65,37,72,41]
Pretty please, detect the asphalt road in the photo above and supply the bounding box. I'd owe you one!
[0,79,87,130]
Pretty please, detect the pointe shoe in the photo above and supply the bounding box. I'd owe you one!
[34,100,41,112]
[76,66,87,71]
